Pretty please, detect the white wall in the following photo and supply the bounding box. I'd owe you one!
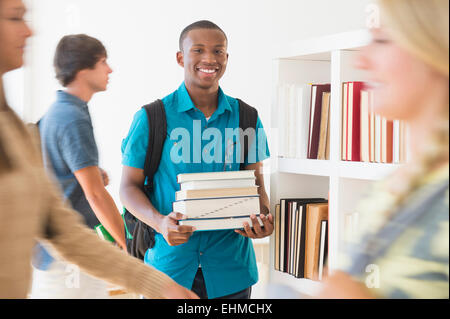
[23,0,373,207]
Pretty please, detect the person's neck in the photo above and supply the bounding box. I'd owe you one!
[65,82,94,103]
[185,81,219,117]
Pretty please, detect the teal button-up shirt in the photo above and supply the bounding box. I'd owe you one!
[121,82,270,298]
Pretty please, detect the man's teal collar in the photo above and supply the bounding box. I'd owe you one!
[176,82,233,115]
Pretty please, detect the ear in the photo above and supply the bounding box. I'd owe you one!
[176,51,184,68]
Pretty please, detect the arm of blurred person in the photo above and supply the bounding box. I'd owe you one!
[74,166,126,250]
[40,172,198,299]
[317,271,375,299]
[119,165,195,246]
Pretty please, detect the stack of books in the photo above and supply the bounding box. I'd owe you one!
[174,170,263,231]
[342,81,408,163]
[274,198,329,281]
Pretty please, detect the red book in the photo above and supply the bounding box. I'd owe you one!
[308,84,331,159]
[347,82,364,162]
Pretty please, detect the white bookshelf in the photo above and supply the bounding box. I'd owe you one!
[268,29,404,297]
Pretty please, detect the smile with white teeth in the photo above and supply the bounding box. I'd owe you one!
[197,68,218,74]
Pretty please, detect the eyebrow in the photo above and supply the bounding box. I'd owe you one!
[191,44,226,47]
[6,7,26,14]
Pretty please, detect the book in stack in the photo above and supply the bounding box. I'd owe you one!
[274,198,329,281]
[175,170,263,231]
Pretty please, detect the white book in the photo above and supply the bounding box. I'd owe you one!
[173,195,260,219]
[180,178,256,191]
[342,83,348,161]
[288,84,297,158]
[369,91,376,162]
[290,202,297,274]
[347,83,354,161]
[177,170,255,183]
[296,85,312,159]
[283,85,290,158]
[280,199,286,272]
[178,215,263,231]
[309,85,317,158]
[360,90,370,162]
[393,120,400,163]
[318,220,327,281]
[381,117,387,163]
[374,114,382,163]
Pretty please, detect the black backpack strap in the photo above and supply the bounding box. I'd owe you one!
[142,99,167,193]
[123,100,166,260]
[237,99,258,170]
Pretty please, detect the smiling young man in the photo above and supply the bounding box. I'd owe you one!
[31,34,127,298]
[120,20,273,299]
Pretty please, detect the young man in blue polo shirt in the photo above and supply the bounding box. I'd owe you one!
[120,20,273,299]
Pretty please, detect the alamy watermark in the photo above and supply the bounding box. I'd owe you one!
[169,121,270,167]
[365,264,380,289]
[366,3,381,29]
[65,264,80,289]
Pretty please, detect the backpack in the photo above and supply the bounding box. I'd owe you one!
[123,98,259,260]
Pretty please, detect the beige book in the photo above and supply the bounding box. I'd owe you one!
[360,90,370,162]
[317,92,331,160]
[304,203,328,281]
[175,186,259,201]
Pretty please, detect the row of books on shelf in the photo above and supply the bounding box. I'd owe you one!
[276,81,409,164]
[274,198,329,281]
[342,81,408,164]
[277,83,331,160]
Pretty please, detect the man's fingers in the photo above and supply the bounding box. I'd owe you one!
[168,212,187,221]
[242,221,256,238]
[261,213,274,234]
[250,214,263,234]
[177,225,196,233]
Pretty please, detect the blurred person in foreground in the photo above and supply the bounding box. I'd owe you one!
[30,34,127,299]
[0,0,198,299]
[317,0,448,298]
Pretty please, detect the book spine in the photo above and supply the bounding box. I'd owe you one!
[351,82,363,162]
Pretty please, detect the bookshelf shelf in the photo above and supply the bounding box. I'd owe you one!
[271,270,323,297]
[277,157,400,181]
[268,29,406,297]
[277,157,332,177]
[339,161,401,181]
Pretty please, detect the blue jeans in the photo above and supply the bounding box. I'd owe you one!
[191,268,252,299]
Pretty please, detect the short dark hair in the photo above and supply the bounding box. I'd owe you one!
[179,20,228,51]
[54,34,107,87]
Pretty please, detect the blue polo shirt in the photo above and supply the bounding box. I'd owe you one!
[121,82,270,298]
[32,90,100,270]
